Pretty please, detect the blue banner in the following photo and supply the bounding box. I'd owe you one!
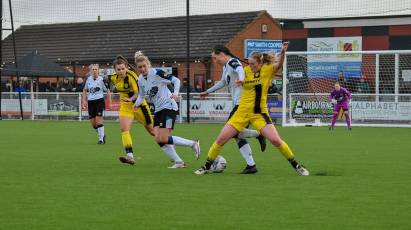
[244,39,282,59]
[267,99,283,119]
[307,61,362,78]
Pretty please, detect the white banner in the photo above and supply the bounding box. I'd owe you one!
[307,36,362,78]
[33,99,48,115]
[1,99,48,115]
[181,100,233,118]
[351,101,411,121]
[307,36,362,62]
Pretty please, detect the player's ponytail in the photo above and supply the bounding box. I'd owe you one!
[251,52,275,65]
[212,45,247,64]
[134,50,151,67]
[262,53,275,64]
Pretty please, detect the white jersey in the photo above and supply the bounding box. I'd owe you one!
[206,58,244,105]
[84,75,107,101]
[135,68,180,113]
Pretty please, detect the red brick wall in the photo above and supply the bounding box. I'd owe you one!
[173,62,207,91]
[210,12,282,83]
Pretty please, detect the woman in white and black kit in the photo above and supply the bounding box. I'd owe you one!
[82,64,111,144]
[129,51,200,169]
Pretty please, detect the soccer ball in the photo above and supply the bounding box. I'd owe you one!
[210,156,227,173]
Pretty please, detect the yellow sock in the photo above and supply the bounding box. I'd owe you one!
[121,131,133,148]
[207,142,222,161]
[278,141,295,160]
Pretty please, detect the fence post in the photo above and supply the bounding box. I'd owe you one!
[78,93,82,121]
[375,54,379,102]
[179,93,183,123]
[282,54,287,126]
[31,91,34,120]
[394,53,399,103]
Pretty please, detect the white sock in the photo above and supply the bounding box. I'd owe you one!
[97,125,105,141]
[171,136,194,147]
[127,152,134,158]
[161,144,183,163]
[237,140,255,166]
[238,129,259,139]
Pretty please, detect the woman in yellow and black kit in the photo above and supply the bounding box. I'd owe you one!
[195,42,309,176]
[110,56,154,165]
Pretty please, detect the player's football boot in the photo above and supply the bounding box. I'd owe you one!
[194,166,210,175]
[119,156,135,165]
[168,162,186,169]
[241,165,258,174]
[294,164,309,176]
[98,135,106,145]
[192,140,201,160]
[256,135,267,152]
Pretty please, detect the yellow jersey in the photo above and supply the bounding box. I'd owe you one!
[110,69,139,99]
[238,64,276,114]
[110,69,148,108]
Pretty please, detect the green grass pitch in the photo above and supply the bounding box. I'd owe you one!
[0,120,410,230]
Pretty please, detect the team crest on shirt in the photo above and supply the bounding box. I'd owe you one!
[148,86,159,99]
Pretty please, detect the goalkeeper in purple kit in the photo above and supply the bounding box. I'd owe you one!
[329,81,352,130]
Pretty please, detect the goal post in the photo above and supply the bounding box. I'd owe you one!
[282,50,411,128]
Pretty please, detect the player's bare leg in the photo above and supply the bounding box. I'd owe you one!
[144,124,155,136]
[260,124,309,176]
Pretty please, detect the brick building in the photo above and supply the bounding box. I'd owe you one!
[2,11,410,93]
[1,11,281,91]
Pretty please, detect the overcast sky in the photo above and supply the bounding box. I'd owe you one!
[2,0,411,37]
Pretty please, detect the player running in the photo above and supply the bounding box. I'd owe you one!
[110,56,155,165]
[329,81,352,130]
[195,42,309,176]
[200,45,266,174]
[131,51,200,168]
[82,64,111,144]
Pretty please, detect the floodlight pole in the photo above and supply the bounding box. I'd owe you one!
[8,0,24,120]
[186,0,190,123]
[0,0,3,120]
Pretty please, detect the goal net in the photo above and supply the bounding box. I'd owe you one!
[282,50,411,127]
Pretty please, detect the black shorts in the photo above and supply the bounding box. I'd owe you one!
[88,98,105,119]
[153,109,178,129]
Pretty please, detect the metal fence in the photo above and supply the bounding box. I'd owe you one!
[0,92,283,124]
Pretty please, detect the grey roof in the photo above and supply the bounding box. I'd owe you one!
[1,11,265,64]
[1,50,73,77]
